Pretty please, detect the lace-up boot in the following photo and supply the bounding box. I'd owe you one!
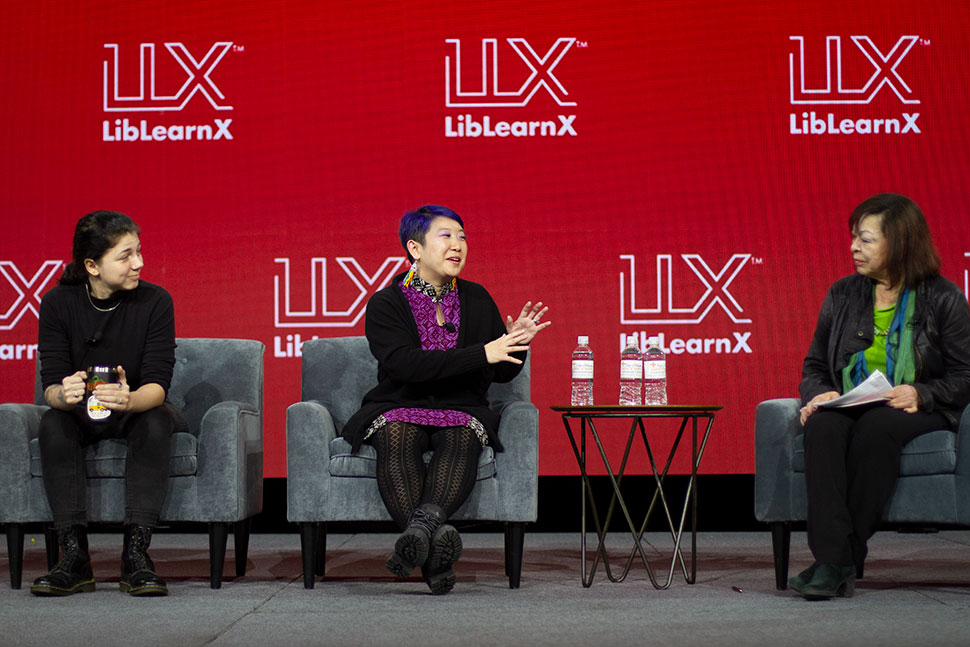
[422,524,463,595]
[120,525,168,596]
[31,526,95,596]
[386,503,445,578]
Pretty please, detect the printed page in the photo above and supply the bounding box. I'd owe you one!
[817,370,893,408]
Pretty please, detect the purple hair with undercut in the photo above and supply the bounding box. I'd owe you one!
[398,205,464,263]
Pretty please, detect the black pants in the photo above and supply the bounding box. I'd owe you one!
[38,407,175,529]
[368,422,483,530]
[803,404,950,566]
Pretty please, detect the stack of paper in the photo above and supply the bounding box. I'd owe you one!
[817,370,893,408]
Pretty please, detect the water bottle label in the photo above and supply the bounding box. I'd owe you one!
[644,361,666,379]
[620,359,642,380]
[571,359,594,379]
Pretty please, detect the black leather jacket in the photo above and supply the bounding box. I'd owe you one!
[800,273,970,426]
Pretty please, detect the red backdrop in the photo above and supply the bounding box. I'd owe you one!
[2,0,968,477]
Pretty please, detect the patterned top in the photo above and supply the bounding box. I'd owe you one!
[363,274,488,446]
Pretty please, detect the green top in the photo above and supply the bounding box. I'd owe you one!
[864,303,896,375]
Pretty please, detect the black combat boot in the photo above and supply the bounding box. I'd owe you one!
[422,524,463,595]
[30,526,95,596]
[386,503,445,578]
[120,525,168,596]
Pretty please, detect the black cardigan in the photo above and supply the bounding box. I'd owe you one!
[341,273,526,453]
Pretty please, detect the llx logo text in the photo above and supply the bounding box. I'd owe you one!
[444,38,579,138]
[102,42,235,142]
[788,35,922,136]
[619,254,754,356]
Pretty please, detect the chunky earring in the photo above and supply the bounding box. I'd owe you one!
[404,260,418,287]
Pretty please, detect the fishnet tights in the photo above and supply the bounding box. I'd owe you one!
[370,421,482,530]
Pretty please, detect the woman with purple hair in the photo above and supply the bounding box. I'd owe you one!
[342,205,550,594]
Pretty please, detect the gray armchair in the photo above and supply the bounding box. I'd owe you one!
[754,398,970,589]
[1,338,264,589]
[286,336,539,589]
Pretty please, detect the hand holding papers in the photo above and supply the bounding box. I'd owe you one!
[818,370,893,408]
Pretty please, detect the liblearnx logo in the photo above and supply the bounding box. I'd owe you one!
[619,254,755,356]
[0,260,62,361]
[271,256,408,357]
[444,37,581,138]
[788,35,925,136]
[102,41,238,142]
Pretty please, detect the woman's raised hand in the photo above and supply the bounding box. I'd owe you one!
[485,330,531,365]
[505,301,551,344]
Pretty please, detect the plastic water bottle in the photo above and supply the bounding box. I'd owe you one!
[619,335,642,405]
[643,336,667,405]
[571,335,594,406]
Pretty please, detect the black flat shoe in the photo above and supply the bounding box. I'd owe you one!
[801,563,856,600]
[788,563,818,593]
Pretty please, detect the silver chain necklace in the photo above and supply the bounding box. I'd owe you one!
[86,284,120,313]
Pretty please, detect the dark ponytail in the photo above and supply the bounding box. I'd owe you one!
[60,211,140,285]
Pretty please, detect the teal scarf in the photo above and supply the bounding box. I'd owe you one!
[843,287,916,390]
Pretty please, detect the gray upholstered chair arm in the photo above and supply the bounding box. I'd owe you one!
[0,403,47,521]
[754,398,801,522]
[492,400,539,522]
[195,401,261,519]
[286,400,336,521]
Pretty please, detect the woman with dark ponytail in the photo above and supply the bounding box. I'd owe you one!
[31,210,184,597]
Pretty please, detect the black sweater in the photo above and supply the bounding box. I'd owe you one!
[38,281,177,394]
[341,273,526,453]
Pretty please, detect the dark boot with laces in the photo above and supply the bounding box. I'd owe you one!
[31,526,95,596]
[386,504,445,578]
[422,524,463,595]
[120,525,167,596]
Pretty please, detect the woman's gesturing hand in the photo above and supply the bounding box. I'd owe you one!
[485,330,531,365]
[800,391,840,425]
[505,301,551,344]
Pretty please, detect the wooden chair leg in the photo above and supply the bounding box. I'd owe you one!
[505,522,525,589]
[314,522,327,577]
[234,517,252,577]
[208,522,229,589]
[6,524,24,589]
[770,521,791,590]
[300,522,318,589]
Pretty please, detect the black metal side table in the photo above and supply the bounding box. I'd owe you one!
[551,405,721,588]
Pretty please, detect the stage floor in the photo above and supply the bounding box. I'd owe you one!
[3,529,970,646]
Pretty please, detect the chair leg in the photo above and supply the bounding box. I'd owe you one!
[300,522,318,589]
[505,522,525,589]
[44,524,58,569]
[314,522,327,577]
[6,524,24,589]
[208,522,229,589]
[770,521,791,590]
[504,525,511,577]
[234,518,252,577]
